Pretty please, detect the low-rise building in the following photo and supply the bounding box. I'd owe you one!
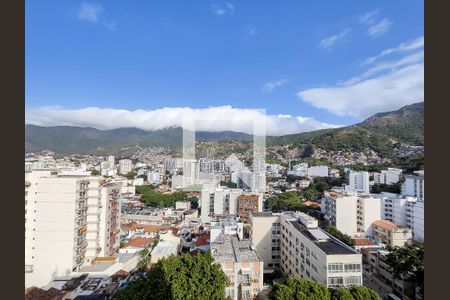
[279,212,363,288]
[372,220,413,248]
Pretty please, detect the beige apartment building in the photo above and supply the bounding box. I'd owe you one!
[211,234,264,299]
[248,212,281,273]
[372,220,413,248]
[25,170,122,288]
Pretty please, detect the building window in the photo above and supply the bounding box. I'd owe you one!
[328,263,344,273]
[345,276,361,286]
[344,263,361,273]
[328,276,344,287]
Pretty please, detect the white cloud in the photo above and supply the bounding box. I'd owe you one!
[358,9,379,25]
[262,79,287,92]
[248,26,256,36]
[299,37,424,118]
[77,2,116,31]
[25,106,341,136]
[212,2,235,16]
[363,36,424,65]
[78,3,102,23]
[368,18,392,37]
[298,64,423,118]
[319,28,351,49]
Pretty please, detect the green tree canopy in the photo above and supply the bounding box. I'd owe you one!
[266,191,302,212]
[270,277,380,300]
[114,252,228,300]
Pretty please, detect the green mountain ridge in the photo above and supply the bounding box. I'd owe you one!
[25,102,424,157]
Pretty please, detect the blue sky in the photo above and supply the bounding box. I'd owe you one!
[26,0,424,135]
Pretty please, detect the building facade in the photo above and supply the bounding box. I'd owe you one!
[25,171,122,288]
[279,212,363,288]
[248,212,281,273]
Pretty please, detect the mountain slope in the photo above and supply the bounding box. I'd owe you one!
[25,125,253,154]
[267,102,424,158]
[358,102,424,145]
[25,102,423,157]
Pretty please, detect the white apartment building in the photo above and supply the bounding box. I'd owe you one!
[380,193,424,242]
[118,159,133,175]
[409,200,424,242]
[373,168,403,185]
[211,234,264,300]
[279,212,362,288]
[356,195,381,237]
[200,185,243,223]
[248,212,282,272]
[345,170,370,195]
[321,190,358,237]
[322,189,381,238]
[211,218,244,241]
[107,155,115,167]
[25,171,122,288]
[402,171,424,200]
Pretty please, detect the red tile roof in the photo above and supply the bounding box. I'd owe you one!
[354,238,377,246]
[196,232,210,247]
[125,237,152,248]
[112,269,129,277]
[25,287,65,300]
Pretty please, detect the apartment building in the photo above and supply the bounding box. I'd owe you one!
[356,195,381,237]
[118,159,133,175]
[279,212,363,288]
[364,249,416,300]
[373,168,403,185]
[237,194,263,223]
[107,155,115,167]
[402,171,424,200]
[25,171,122,288]
[200,186,243,223]
[248,212,281,273]
[345,170,370,194]
[211,234,264,300]
[322,189,382,238]
[321,189,358,236]
[372,220,413,247]
[380,193,424,242]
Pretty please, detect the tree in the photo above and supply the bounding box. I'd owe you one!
[349,286,381,300]
[137,248,150,271]
[124,171,137,180]
[114,251,228,300]
[323,227,355,247]
[188,196,199,209]
[385,244,424,296]
[90,169,100,176]
[331,288,354,300]
[266,191,302,212]
[269,277,330,300]
[269,277,380,300]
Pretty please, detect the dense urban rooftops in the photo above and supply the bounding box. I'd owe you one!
[211,234,261,264]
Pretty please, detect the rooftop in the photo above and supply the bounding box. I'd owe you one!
[289,220,357,255]
[125,237,153,248]
[211,234,261,263]
[250,212,274,217]
[373,220,398,231]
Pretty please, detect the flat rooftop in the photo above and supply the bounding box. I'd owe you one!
[211,234,261,263]
[289,220,357,255]
[251,212,274,217]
